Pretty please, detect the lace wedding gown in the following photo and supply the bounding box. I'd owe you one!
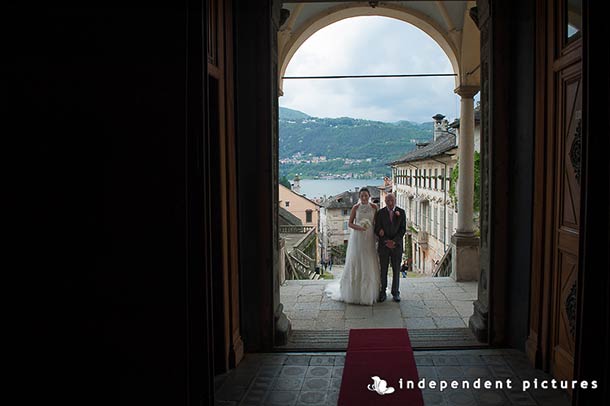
[325,203,381,305]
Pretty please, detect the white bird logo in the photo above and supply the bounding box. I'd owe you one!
[367,376,395,395]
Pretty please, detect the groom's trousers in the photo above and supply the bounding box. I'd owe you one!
[379,245,402,296]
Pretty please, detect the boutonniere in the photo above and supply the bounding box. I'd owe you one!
[394,210,400,217]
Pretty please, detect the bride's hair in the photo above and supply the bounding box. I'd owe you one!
[359,188,370,197]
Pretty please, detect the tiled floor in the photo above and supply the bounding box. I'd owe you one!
[214,349,571,406]
[281,270,478,330]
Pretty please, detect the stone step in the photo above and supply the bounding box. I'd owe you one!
[278,328,484,351]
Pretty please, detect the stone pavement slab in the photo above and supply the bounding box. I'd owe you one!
[280,277,478,331]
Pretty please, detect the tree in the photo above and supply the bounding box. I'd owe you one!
[331,242,348,264]
[280,175,292,190]
[448,151,481,213]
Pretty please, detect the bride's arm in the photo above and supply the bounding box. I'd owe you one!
[348,204,365,231]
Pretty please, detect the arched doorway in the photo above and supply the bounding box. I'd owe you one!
[275,2,484,349]
[278,3,466,93]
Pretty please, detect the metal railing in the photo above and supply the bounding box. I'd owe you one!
[294,227,316,257]
[281,226,318,280]
[433,246,452,277]
[291,248,315,270]
[284,248,318,280]
[284,252,308,280]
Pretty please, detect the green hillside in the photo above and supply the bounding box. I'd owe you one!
[279,107,434,178]
[279,107,310,120]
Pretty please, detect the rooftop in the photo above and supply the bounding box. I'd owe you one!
[279,207,303,226]
[321,186,381,209]
[389,133,457,165]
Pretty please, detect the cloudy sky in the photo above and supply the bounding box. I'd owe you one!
[280,16,462,124]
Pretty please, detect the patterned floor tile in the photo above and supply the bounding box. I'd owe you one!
[218,350,572,406]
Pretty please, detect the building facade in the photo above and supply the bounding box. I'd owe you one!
[391,113,480,275]
[319,186,380,263]
[377,176,393,209]
[278,183,320,231]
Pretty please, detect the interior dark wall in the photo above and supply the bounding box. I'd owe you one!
[9,7,212,405]
[234,0,277,352]
[486,0,534,349]
[574,1,610,403]
[505,0,535,351]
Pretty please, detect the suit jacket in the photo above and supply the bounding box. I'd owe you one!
[374,206,407,253]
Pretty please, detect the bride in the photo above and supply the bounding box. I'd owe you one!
[325,188,381,305]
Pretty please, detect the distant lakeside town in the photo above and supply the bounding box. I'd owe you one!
[279,154,383,179]
[280,153,376,179]
[280,153,373,167]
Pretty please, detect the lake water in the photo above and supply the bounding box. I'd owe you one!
[298,179,384,199]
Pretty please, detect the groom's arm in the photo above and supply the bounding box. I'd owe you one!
[374,210,384,239]
[374,209,381,235]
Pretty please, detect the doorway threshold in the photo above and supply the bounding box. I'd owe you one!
[275,328,486,352]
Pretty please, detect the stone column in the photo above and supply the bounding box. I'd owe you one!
[451,85,480,281]
[272,0,291,347]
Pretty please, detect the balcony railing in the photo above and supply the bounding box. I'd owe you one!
[417,230,429,243]
[279,225,314,234]
[417,230,429,248]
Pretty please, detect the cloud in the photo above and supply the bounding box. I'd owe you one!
[280,16,463,123]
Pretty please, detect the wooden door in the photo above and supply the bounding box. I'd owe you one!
[547,0,582,383]
[208,0,243,372]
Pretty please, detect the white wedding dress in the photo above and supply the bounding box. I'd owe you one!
[325,202,381,305]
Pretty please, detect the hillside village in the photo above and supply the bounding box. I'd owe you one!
[279,107,433,179]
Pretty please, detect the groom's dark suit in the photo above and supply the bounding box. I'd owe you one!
[374,205,407,297]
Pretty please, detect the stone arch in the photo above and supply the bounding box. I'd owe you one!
[279,3,462,93]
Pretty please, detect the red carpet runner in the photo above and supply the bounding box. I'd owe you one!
[338,328,424,405]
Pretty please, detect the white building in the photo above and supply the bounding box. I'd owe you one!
[390,112,480,275]
[319,186,380,263]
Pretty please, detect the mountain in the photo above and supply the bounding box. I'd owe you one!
[279,107,435,178]
[279,107,310,120]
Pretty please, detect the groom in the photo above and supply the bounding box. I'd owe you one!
[374,193,406,302]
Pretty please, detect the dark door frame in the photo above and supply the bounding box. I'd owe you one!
[573,0,610,404]
[228,6,609,405]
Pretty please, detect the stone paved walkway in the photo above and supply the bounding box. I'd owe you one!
[281,271,478,330]
[215,349,571,406]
